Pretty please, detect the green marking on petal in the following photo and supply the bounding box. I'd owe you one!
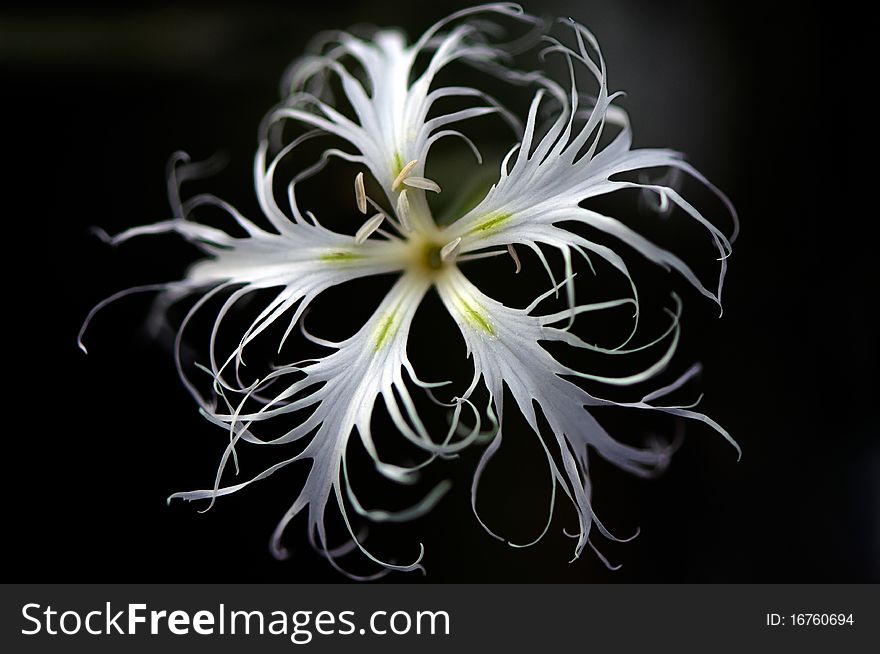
[465,212,513,238]
[321,251,363,263]
[392,152,404,178]
[454,292,496,337]
[374,311,398,350]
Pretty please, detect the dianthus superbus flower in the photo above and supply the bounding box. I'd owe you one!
[81,3,738,578]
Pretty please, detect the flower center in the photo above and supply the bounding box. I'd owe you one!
[350,164,470,279]
[406,234,454,277]
[423,243,444,271]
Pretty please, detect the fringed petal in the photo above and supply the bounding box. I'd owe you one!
[435,267,737,560]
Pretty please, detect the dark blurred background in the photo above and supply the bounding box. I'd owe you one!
[5,0,874,582]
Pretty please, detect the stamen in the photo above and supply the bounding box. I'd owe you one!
[354,172,367,214]
[507,244,522,273]
[396,190,413,232]
[457,250,507,263]
[440,237,462,261]
[403,176,442,193]
[365,196,404,236]
[392,159,418,190]
[355,213,385,244]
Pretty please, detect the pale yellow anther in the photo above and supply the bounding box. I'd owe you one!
[354,172,367,214]
[392,159,418,191]
[396,190,413,232]
[440,237,462,262]
[507,244,521,273]
[403,176,442,193]
[355,213,384,244]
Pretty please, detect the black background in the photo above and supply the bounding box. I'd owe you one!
[6,0,874,583]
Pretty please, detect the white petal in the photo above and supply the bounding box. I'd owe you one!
[170,274,453,577]
[446,20,736,307]
[85,152,412,418]
[435,268,738,560]
[271,6,533,228]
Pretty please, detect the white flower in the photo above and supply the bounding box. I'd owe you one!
[81,3,738,578]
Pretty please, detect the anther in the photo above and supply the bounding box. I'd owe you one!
[354,171,367,214]
[396,190,413,232]
[440,237,462,262]
[507,244,521,273]
[403,176,441,193]
[355,213,385,244]
[392,159,418,191]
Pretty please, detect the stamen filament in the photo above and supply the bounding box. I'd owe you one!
[456,250,507,263]
[366,196,404,234]
[375,227,398,240]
